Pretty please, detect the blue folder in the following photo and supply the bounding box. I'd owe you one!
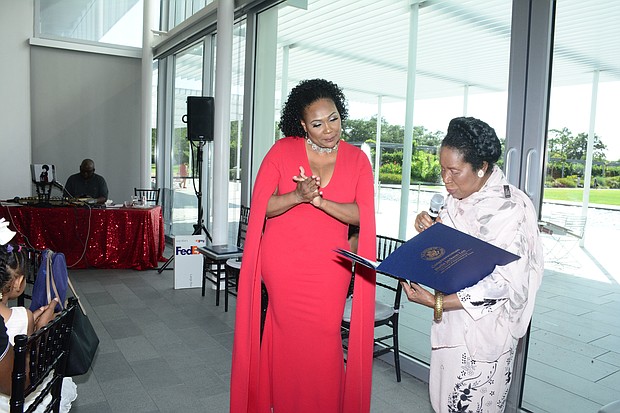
[336,223,520,294]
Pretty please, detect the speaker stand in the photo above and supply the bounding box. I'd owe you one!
[158,139,212,274]
[191,140,213,242]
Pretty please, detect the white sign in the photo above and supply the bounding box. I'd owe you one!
[173,235,206,289]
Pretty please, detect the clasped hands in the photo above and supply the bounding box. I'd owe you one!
[293,166,322,207]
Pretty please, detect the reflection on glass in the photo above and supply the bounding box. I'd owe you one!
[523,1,620,412]
[229,22,246,222]
[167,0,213,30]
[37,0,144,47]
[151,60,158,187]
[171,43,203,236]
[269,0,513,367]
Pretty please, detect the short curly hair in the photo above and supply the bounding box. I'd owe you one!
[441,117,502,171]
[279,79,348,138]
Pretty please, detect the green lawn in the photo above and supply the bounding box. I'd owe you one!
[543,188,620,206]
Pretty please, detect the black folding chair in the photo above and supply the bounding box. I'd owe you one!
[342,234,405,382]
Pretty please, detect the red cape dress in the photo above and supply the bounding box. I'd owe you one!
[230,137,376,412]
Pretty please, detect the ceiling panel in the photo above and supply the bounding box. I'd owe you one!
[273,0,620,105]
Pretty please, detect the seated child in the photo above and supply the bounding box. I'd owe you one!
[0,244,77,413]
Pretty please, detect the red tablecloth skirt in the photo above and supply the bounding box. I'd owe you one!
[0,205,166,270]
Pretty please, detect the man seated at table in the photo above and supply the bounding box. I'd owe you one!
[63,159,108,204]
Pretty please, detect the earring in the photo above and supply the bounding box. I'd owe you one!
[477,170,485,178]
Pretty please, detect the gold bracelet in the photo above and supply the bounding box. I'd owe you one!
[434,291,444,322]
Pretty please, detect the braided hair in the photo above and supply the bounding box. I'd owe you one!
[0,244,26,294]
[279,79,348,138]
[441,117,502,172]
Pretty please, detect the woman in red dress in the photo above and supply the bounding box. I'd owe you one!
[230,79,377,413]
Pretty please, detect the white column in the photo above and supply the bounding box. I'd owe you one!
[462,84,469,116]
[212,0,234,245]
[398,1,422,240]
[140,0,156,188]
[581,70,599,246]
[251,8,279,183]
[374,95,383,210]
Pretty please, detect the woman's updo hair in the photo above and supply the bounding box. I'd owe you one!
[441,117,502,171]
[279,79,348,138]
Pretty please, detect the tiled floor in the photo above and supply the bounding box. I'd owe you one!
[67,267,434,413]
[63,200,620,412]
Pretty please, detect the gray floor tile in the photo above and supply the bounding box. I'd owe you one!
[92,302,130,322]
[101,316,142,340]
[71,401,114,412]
[130,357,184,390]
[149,385,218,412]
[63,267,442,413]
[115,335,161,362]
[91,351,136,383]
[105,386,159,413]
[98,376,147,400]
[82,290,116,306]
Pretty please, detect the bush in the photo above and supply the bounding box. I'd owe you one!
[411,151,441,184]
[382,151,403,165]
[605,176,620,189]
[606,165,620,177]
[380,162,402,175]
[554,177,575,188]
[544,176,555,188]
[379,173,402,184]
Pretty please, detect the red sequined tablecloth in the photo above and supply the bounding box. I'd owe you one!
[0,205,166,270]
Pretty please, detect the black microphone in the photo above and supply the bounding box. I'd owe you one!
[429,193,445,221]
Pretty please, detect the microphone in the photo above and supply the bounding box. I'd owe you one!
[429,193,445,221]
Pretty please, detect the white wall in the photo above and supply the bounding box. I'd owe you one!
[0,0,143,203]
[30,47,142,203]
[0,0,33,199]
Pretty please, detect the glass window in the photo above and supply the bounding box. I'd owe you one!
[170,42,204,236]
[523,1,620,411]
[167,0,213,30]
[261,0,513,366]
[229,21,246,220]
[36,0,144,48]
[151,60,159,187]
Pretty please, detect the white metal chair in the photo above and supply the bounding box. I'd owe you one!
[539,213,587,267]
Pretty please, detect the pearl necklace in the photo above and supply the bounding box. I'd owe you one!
[306,138,339,154]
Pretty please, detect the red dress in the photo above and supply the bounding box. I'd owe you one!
[230,137,376,413]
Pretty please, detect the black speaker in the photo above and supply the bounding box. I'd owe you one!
[187,96,214,141]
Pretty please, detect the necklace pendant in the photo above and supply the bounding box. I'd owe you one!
[306,138,338,154]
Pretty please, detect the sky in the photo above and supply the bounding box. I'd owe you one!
[349,81,620,162]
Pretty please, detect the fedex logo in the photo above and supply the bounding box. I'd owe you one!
[176,246,201,255]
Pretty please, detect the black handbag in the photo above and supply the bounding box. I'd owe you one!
[65,278,100,376]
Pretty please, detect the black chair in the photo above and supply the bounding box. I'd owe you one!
[10,297,77,413]
[224,205,250,296]
[342,234,405,382]
[222,206,268,335]
[17,247,41,307]
[134,188,161,205]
